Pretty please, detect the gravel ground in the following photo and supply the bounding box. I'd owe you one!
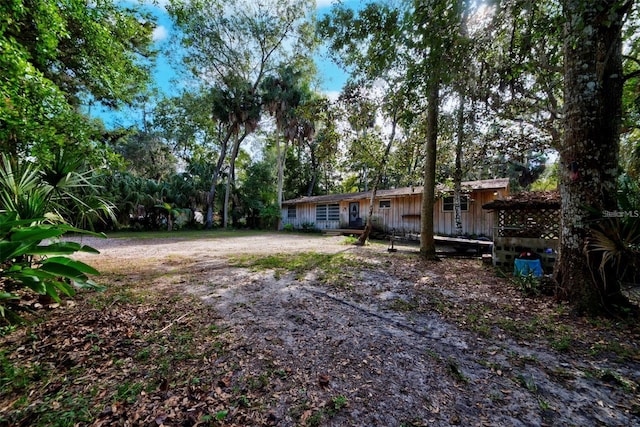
[63,232,640,427]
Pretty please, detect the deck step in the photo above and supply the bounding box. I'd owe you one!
[323,229,364,236]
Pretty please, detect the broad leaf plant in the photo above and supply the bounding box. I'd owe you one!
[0,212,104,323]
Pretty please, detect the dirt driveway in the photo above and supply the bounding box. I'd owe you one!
[3,232,638,426]
[63,232,639,426]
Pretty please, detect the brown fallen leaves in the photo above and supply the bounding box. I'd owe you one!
[1,240,639,426]
[0,279,274,427]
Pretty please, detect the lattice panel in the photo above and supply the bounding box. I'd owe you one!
[496,208,560,240]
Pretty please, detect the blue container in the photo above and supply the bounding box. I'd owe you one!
[514,258,543,277]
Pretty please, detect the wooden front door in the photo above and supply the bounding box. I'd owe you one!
[349,202,361,227]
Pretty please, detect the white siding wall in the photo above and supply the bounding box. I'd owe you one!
[282,189,501,237]
[432,191,497,237]
[281,202,346,230]
[370,194,422,234]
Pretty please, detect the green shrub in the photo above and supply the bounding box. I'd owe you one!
[0,212,104,322]
[301,222,318,233]
[259,204,280,230]
[512,274,542,297]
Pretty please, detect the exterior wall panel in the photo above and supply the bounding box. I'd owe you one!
[281,181,508,239]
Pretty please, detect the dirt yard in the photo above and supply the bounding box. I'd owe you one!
[1,232,639,426]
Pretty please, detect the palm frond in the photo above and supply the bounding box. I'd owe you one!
[586,217,640,290]
[0,155,48,218]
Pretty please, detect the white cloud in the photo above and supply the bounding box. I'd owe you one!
[153,25,168,42]
[316,0,337,8]
[323,90,341,102]
[142,0,169,6]
[146,0,332,9]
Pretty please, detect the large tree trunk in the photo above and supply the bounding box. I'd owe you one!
[453,0,470,237]
[453,93,465,236]
[554,0,628,313]
[206,130,233,229]
[223,132,242,228]
[420,81,440,259]
[276,131,289,230]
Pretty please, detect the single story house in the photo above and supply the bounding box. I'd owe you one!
[281,178,510,238]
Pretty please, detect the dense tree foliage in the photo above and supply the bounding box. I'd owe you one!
[0,0,155,162]
[166,0,316,228]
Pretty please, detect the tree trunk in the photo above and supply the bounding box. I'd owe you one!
[306,147,318,196]
[223,132,241,228]
[355,117,398,246]
[206,130,233,229]
[420,80,440,259]
[362,128,369,192]
[453,0,470,237]
[453,93,465,236]
[167,213,173,232]
[275,130,289,230]
[362,166,368,192]
[554,0,628,313]
[306,173,317,197]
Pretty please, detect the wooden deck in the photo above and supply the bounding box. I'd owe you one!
[433,235,493,246]
[433,235,493,255]
[321,230,492,256]
[323,228,365,236]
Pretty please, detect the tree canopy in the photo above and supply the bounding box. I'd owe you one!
[0,0,156,161]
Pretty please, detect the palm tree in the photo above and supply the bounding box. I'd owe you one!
[261,66,309,227]
[0,151,115,228]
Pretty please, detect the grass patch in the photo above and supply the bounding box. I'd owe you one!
[114,381,144,403]
[326,395,349,417]
[230,251,359,283]
[0,279,233,427]
[516,373,538,393]
[550,336,572,352]
[292,395,349,426]
[388,298,420,312]
[342,236,359,245]
[589,339,637,361]
[591,368,637,393]
[446,357,468,383]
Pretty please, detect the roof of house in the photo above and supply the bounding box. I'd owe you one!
[283,178,510,205]
[482,190,560,210]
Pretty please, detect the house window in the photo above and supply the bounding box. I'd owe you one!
[328,204,340,220]
[443,195,468,212]
[379,200,391,209]
[316,204,340,221]
[287,205,296,219]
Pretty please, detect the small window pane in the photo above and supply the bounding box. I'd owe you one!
[328,204,340,221]
[287,205,296,219]
[379,200,391,209]
[443,196,468,211]
[316,204,327,221]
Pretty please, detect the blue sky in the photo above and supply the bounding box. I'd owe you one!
[94,0,357,127]
[148,1,355,97]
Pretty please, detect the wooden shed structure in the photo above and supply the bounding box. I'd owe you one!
[482,191,561,272]
[281,178,509,238]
